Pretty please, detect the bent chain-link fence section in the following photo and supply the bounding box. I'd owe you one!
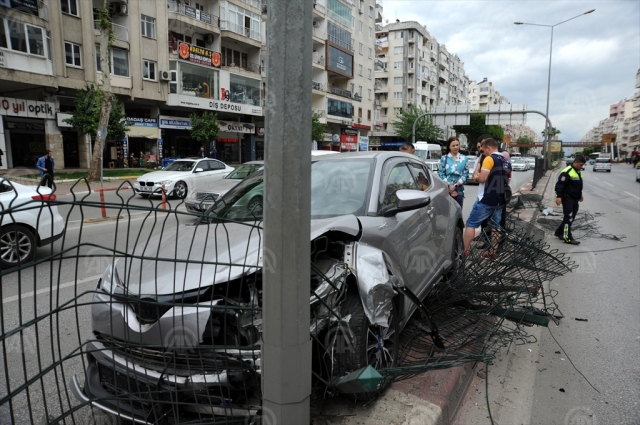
[0,179,576,424]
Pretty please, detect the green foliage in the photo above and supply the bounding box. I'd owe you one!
[189,111,219,144]
[541,127,561,139]
[312,113,327,142]
[63,84,127,139]
[391,105,443,143]
[96,7,115,46]
[453,113,503,145]
[580,147,595,156]
[516,136,533,144]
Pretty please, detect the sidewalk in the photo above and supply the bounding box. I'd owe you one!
[312,167,561,425]
[0,168,138,195]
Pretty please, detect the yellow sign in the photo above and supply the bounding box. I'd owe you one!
[551,141,561,153]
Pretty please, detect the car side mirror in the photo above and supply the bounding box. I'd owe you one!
[194,168,204,173]
[382,190,431,217]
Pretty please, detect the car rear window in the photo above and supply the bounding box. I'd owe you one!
[596,158,610,163]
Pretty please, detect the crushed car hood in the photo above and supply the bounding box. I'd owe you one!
[119,215,360,296]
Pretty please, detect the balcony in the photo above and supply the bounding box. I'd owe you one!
[235,0,262,10]
[312,52,325,66]
[312,27,326,40]
[221,56,261,73]
[312,81,325,91]
[313,0,326,15]
[374,84,387,92]
[313,108,325,117]
[167,1,219,28]
[220,20,261,42]
[330,85,352,99]
[353,93,362,102]
[37,0,49,21]
[94,21,129,42]
[375,100,382,108]
[327,34,352,52]
[327,9,353,28]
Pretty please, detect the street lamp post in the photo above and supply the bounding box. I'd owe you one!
[514,9,595,170]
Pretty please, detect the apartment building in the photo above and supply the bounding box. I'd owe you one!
[372,19,469,147]
[306,0,377,152]
[503,124,541,155]
[468,78,509,111]
[0,0,266,170]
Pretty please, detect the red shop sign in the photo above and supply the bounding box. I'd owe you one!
[352,123,371,130]
[218,138,238,143]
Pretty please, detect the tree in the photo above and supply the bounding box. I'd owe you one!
[452,113,504,147]
[189,111,219,149]
[312,112,326,142]
[391,105,443,143]
[516,135,534,156]
[541,127,561,139]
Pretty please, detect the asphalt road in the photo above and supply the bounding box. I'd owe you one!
[454,163,640,425]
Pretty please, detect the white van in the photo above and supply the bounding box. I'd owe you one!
[414,142,443,161]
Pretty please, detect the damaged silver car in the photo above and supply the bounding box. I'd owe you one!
[71,152,464,424]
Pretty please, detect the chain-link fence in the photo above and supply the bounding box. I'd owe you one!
[0,177,576,424]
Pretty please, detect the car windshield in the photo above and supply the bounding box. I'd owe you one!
[225,164,263,179]
[512,158,525,163]
[207,159,374,221]
[596,158,610,163]
[163,161,196,172]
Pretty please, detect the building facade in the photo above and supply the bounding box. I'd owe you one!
[0,0,267,170]
[468,78,509,111]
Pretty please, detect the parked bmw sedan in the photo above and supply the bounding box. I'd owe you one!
[72,152,464,423]
[511,157,529,171]
[134,158,234,199]
[0,179,65,268]
[184,160,264,212]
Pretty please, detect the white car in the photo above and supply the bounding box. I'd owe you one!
[511,158,529,171]
[134,158,234,198]
[0,179,65,268]
[523,157,536,169]
[593,158,611,172]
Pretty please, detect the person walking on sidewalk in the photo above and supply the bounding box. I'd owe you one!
[438,136,469,208]
[36,150,55,188]
[554,155,585,245]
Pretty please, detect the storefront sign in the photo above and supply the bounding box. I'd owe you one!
[126,117,158,127]
[57,113,73,128]
[10,0,39,15]
[381,141,406,147]
[0,97,55,119]
[326,44,353,78]
[220,121,254,134]
[120,138,128,159]
[158,115,192,130]
[157,139,163,159]
[323,133,333,142]
[218,138,238,143]
[126,117,159,139]
[0,51,5,68]
[375,121,383,127]
[178,42,221,68]
[353,123,371,130]
[342,128,359,136]
[359,136,369,151]
[255,127,264,137]
[331,134,340,143]
[167,94,263,116]
[340,134,357,150]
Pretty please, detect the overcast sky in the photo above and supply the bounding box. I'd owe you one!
[380,0,639,142]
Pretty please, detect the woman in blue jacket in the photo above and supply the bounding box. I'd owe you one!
[438,136,468,207]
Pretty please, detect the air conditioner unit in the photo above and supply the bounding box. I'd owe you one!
[357,118,362,123]
[359,9,363,14]
[160,70,171,81]
[313,21,319,28]
[204,34,214,44]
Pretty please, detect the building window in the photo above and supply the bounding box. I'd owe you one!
[368,68,372,79]
[394,92,402,99]
[61,0,79,16]
[169,60,220,98]
[359,42,363,54]
[367,110,371,120]
[369,5,374,18]
[359,20,363,32]
[327,21,352,51]
[395,30,403,39]
[369,27,372,38]
[141,15,156,39]
[96,47,130,77]
[64,41,82,67]
[368,47,372,59]
[358,85,362,96]
[393,61,402,69]
[229,74,261,105]
[142,59,156,80]
[26,25,44,56]
[358,107,362,118]
[394,77,403,85]
[394,107,402,115]
[327,98,353,119]
[368,89,372,100]
[327,0,353,28]
[394,46,403,54]
[358,64,363,75]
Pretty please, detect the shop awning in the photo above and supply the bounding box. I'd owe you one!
[126,126,159,139]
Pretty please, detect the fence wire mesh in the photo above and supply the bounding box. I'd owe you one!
[0,178,575,424]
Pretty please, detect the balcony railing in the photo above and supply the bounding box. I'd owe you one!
[330,86,352,99]
[375,100,382,107]
[221,56,261,73]
[313,108,325,117]
[327,34,351,51]
[94,21,129,42]
[167,1,219,27]
[236,0,261,10]
[220,20,261,42]
[353,93,362,101]
[312,81,324,91]
[312,52,325,65]
[327,9,353,28]
[38,0,49,21]
[313,1,326,14]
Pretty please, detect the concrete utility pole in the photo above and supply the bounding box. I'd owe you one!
[262,1,313,424]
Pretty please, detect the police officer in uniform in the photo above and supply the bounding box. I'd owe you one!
[554,155,585,245]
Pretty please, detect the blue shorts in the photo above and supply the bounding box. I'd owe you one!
[466,200,503,229]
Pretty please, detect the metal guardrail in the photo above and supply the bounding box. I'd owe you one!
[167,1,219,27]
[330,86,352,99]
[530,158,546,189]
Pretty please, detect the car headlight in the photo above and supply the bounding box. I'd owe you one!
[157,180,173,185]
[100,259,124,294]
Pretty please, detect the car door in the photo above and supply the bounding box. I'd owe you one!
[206,160,230,182]
[374,159,438,310]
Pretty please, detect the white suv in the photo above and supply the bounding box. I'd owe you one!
[593,158,611,172]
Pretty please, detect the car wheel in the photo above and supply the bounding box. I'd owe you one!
[247,196,263,212]
[448,227,464,277]
[333,287,398,400]
[173,181,188,199]
[139,193,149,198]
[0,225,36,268]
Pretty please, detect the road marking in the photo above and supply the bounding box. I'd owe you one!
[593,177,600,180]
[603,182,614,187]
[624,191,640,200]
[2,274,102,304]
